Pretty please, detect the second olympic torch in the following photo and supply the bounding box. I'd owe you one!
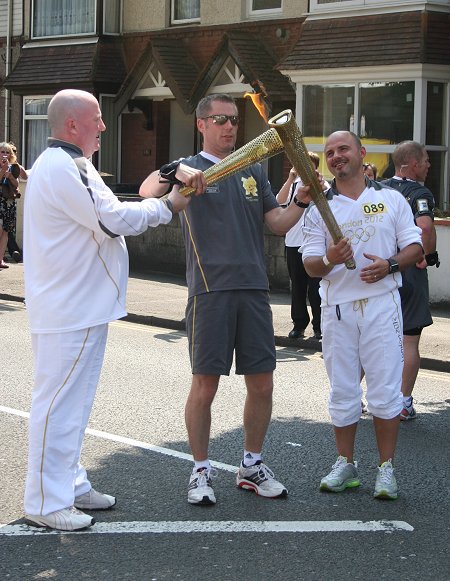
[269,110,356,270]
[180,109,355,270]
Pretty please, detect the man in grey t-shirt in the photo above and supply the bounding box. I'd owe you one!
[140,93,309,505]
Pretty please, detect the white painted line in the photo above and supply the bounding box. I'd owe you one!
[0,520,414,536]
[286,442,302,447]
[0,405,28,419]
[86,427,238,473]
[0,405,237,473]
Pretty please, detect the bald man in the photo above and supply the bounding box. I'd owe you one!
[302,131,423,500]
[23,89,205,531]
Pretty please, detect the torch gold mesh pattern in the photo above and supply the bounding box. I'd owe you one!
[179,128,284,197]
[269,110,356,270]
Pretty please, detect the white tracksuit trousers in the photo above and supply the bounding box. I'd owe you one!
[321,292,404,427]
[24,324,108,515]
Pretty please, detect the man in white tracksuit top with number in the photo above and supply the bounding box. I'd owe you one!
[301,131,423,500]
[23,89,205,531]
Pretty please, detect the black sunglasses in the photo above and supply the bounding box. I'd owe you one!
[201,114,239,126]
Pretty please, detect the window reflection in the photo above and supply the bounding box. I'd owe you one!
[359,82,414,143]
[426,83,445,146]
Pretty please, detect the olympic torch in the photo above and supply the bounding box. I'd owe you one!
[179,128,284,196]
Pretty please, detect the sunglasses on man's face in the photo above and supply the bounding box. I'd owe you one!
[201,114,239,126]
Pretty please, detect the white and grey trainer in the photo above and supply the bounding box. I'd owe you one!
[74,488,116,510]
[236,461,288,498]
[25,507,95,531]
[188,468,217,505]
[320,456,361,492]
[374,460,398,500]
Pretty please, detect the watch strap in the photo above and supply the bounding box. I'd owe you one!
[293,196,309,209]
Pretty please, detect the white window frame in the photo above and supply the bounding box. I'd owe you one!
[309,0,450,15]
[247,0,283,18]
[289,64,449,208]
[171,0,200,25]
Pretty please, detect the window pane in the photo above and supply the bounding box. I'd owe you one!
[25,119,50,169]
[252,0,282,9]
[24,97,51,116]
[359,81,414,143]
[426,82,445,146]
[24,98,51,168]
[303,85,354,140]
[105,0,121,33]
[33,0,96,38]
[173,0,200,21]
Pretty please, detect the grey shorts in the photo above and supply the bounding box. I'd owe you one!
[400,266,433,332]
[185,290,276,376]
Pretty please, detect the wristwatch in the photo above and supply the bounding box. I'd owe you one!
[293,196,309,209]
[387,257,399,274]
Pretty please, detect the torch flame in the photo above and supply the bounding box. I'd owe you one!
[244,91,269,124]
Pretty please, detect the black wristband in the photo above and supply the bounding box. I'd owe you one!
[159,161,183,185]
[293,196,309,209]
[425,251,440,267]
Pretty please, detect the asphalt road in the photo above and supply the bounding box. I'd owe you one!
[0,300,449,581]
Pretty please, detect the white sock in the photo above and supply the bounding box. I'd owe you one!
[243,451,262,467]
[193,460,211,473]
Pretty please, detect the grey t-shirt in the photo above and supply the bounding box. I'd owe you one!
[180,153,278,298]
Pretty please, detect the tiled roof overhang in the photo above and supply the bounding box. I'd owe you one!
[117,29,295,116]
[4,37,127,95]
[113,38,200,115]
[193,30,294,106]
[279,11,450,71]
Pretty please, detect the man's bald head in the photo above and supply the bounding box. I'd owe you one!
[47,90,98,136]
[46,89,105,157]
[325,131,362,150]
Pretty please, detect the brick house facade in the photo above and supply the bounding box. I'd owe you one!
[1,1,450,288]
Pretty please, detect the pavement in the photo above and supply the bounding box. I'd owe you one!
[1,261,449,373]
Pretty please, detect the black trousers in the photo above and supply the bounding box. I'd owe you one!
[7,231,22,256]
[286,246,321,333]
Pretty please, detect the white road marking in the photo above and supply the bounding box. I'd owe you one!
[286,442,303,447]
[0,405,237,473]
[0,520,414,536]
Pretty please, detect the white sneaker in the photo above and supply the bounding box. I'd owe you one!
[320,456,361,492]
[74,488,116,510]
[25,507,95,531]
[374,460,398,500]
[236,461,288,498]
[188,468,217,505]
[400,397,417,421]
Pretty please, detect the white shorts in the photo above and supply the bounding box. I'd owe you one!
[322,291,404,427]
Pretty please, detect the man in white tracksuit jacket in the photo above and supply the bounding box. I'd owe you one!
[23,89,205,531]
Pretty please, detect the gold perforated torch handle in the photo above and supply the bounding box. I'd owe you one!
[268,110,356,270]
[179,128,284,197]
